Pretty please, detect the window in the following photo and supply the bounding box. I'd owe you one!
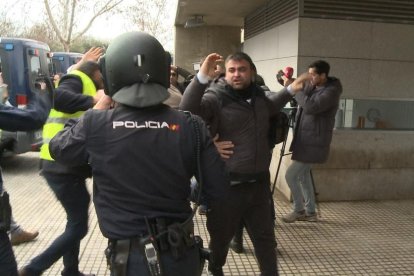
[337,99,414,130]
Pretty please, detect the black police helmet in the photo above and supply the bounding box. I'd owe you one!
[100,31,170,108]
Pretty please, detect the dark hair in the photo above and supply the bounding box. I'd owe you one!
[77,61,101,78]
[225,52,255,70]
[309,60,330,77]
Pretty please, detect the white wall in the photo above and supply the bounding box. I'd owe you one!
[243,19,299,92]
[244,17,414,200]
[298,18,414,100]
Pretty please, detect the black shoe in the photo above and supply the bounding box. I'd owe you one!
[208,265,224,276]
[198,205,208,215]
[61,270,95,276]
[229,239,244,254]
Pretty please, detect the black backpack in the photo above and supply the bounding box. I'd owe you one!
[268,111,289,149]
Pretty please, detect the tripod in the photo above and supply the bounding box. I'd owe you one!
[271,107,296,196]
[270,107,321,216]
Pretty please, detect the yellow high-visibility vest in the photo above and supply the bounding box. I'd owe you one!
[40,70,97,161]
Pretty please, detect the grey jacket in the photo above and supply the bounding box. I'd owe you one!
[290,77,342,163]
[180,76,292,181]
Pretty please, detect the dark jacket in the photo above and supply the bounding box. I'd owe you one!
[0,91,51,192]
[41,75,95,177]
[53,75,95,113]
[179,76,292,181]
[49,104,229,239]
[0,92,50,131]
[290,77,342,163]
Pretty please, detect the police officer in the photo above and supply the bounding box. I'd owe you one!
[0,87,51,276]
[48,32,229,276]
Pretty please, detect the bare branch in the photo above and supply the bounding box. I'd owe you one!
[73,0,124,41]
[66,0,77,43]
[44,0,67,48]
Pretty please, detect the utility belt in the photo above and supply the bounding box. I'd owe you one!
[229,171,268,186]
[105,218,209,276]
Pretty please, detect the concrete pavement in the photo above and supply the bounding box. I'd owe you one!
[4,152,414,275]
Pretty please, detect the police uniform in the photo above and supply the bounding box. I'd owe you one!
[48,32,229,276]
[0,90,51,275]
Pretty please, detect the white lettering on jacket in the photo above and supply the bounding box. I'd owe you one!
[113,121,178,130]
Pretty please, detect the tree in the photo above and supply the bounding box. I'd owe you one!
[0,2,22,36]
[126,0,175,50]
[21,22,63,51]
[43,0,124,51]
[0,18,17,37]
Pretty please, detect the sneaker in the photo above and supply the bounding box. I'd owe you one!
[302,212,318,222]
[18,267,39,276]
[11,230,39,246]
[229,239,244,254]
[18,267,30,276]
[281,211,305,223]
[61,270,96,276]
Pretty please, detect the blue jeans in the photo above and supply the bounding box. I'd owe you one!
[26,172,90,276]
[285,160,315,214]
[0,230,17,276]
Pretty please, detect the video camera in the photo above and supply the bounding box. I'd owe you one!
[276,66,294,86]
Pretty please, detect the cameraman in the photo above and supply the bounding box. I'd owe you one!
[48,32,229,276]
[282,60,342,223]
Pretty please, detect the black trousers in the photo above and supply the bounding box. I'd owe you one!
[0,230,17,276]
[207,179,278,276]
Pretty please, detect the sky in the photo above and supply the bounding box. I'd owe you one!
[1,0,178,50]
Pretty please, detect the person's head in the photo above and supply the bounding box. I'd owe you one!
[76,61,104,90]
[224,52,255,90]
[53,73,63,84]
[308,60,330,86]
[170,67,178,87]
[99,31,170,108]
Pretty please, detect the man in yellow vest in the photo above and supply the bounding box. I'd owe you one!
[19,61,104,276]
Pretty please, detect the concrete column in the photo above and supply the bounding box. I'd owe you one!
[174,25,242,72]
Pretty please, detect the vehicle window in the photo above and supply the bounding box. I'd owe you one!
[0,50,10,85]
[29,54,42,90]
[30,56,41,78]
[47,55,54,77]
[52,59,63,75]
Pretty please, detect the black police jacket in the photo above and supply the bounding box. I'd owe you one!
[49,104,229,239]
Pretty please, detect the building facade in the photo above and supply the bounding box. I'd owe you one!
[175,0,414,200]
